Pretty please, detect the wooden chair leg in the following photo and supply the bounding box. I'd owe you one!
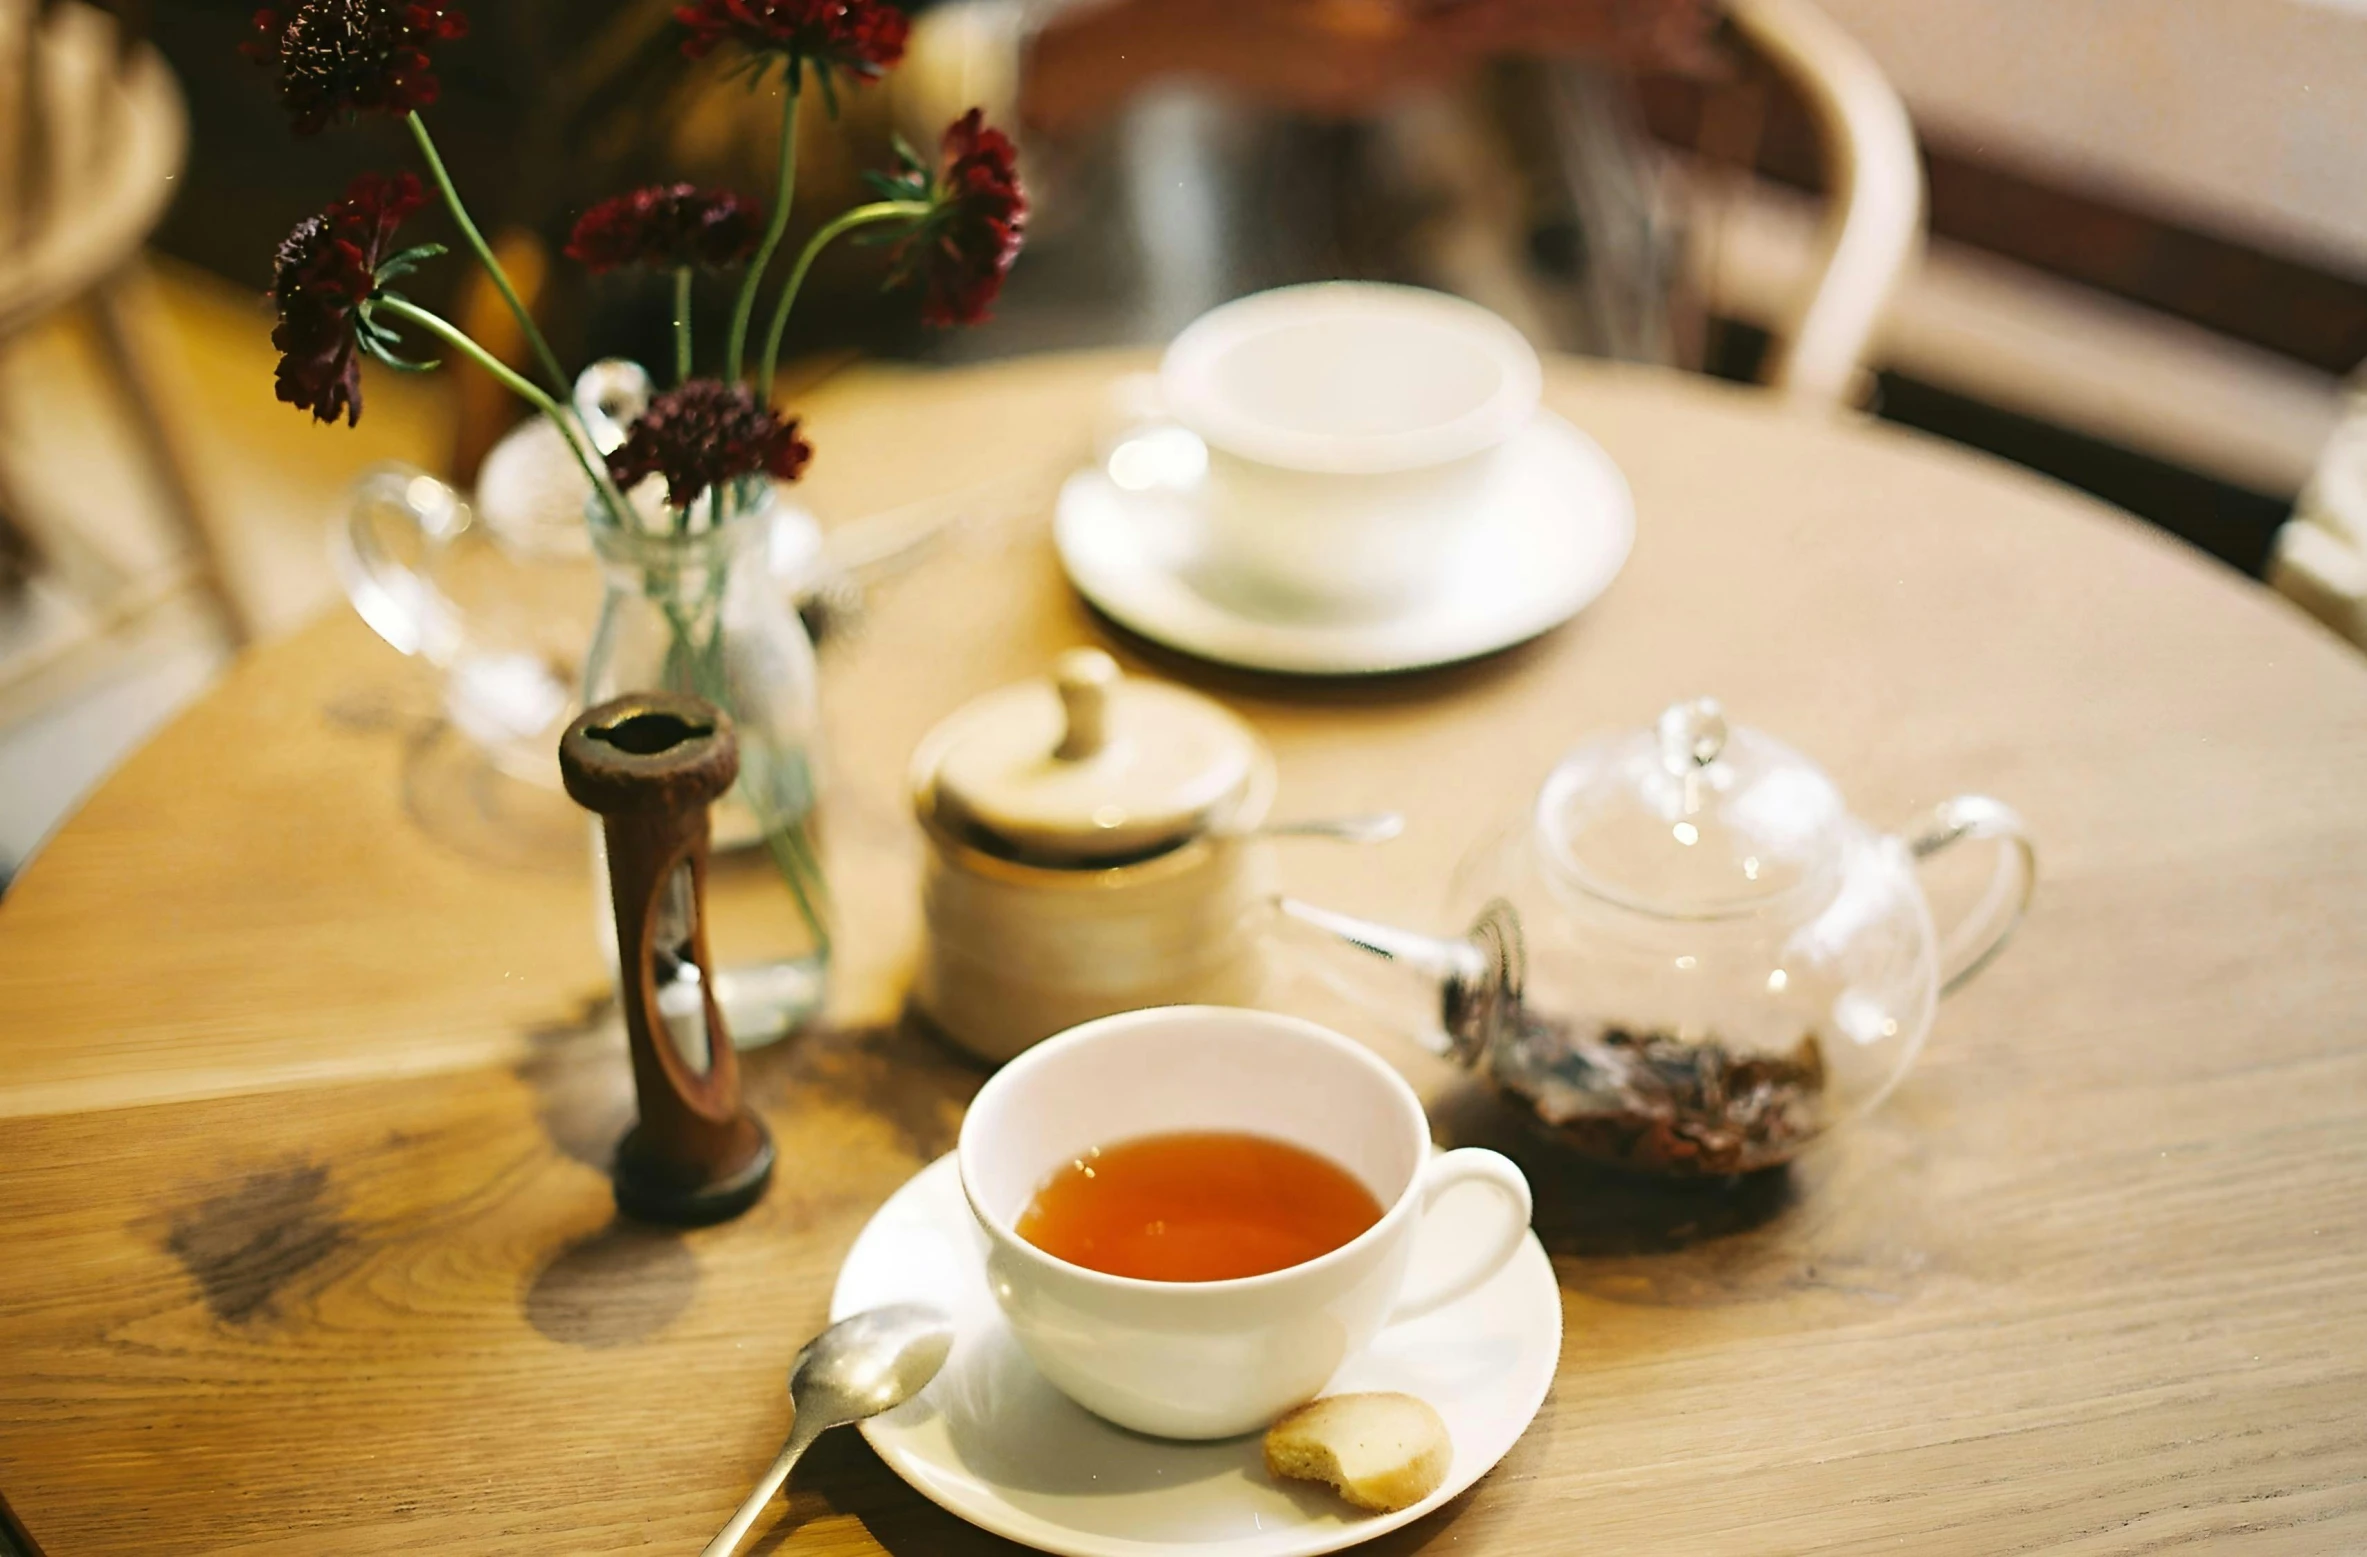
[0,337,132,603]
[84,261,257,645]
[0,465,39,593]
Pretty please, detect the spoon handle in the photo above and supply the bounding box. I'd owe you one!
[700,1421,821,1557]
[1220,813,1406,845]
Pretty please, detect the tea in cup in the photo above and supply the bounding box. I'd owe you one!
[1147,283,1543,620]
[958,1005,1534,1440]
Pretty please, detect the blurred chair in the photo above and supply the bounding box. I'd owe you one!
[2269,373,2367,651]
[1721,0,1921,410]
[898,0,1922,412]
[0,0,249,710]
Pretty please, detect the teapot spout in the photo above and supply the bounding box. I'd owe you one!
[1273,897,1524,1064]
[1276,897,1485,983]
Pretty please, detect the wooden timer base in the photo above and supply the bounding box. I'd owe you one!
[612,1118,775,1226]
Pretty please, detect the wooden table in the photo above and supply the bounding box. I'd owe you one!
[4,353,2365,1555]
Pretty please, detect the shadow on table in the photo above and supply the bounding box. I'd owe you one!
[1428,1077,1802,1306]
[516,1014,987,1355]
[401,720,585,874]
[513,993,635,1170]
[523,1218,699,1349]
[756,1425,1501,1557]
[740,1009,993,1166]
[322,677,584,876]
[1079,596,1583,710]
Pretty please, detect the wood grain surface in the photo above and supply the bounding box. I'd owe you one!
[2,354,2365,1555]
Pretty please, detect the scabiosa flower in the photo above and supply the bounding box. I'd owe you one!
[879,109,1026,327]
[674,0,909,86]
[566,185,763,274]
[606,380,813,511]
[245,0,470,135]
[271,171,434,425]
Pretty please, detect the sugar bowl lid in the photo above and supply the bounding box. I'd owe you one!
[918,649,1264,864]
[1535,697,1848,916]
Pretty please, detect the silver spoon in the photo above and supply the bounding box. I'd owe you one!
[1222,813,1406,846]
[699,1303,955,1557]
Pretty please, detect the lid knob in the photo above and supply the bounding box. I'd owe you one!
[918,648,1265,863]
[1053,648,1119,762]
[1657,697,1728,773]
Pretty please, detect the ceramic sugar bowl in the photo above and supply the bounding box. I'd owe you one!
[910,649,1279,1061]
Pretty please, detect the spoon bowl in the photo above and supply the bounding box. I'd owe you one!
[702,1303,955,1556]
[790,1302,956,1427]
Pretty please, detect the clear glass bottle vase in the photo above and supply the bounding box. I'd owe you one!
[581,475,829,1045]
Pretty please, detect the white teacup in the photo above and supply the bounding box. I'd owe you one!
[1147,283,1542,620]
[958,1005,1535,1440]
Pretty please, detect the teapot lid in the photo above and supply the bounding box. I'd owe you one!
[920,649,1262,864]
[1535,698,1846,916]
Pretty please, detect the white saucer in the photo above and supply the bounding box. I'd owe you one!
[1053,411,1633,676]
[830,1153,1562,1557]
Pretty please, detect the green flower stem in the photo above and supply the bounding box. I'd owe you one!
[375,296,634,531]
[765,816,833,954]
[659,596,706,681]
[756,198,930,405]
[672,266,694,385]
[405,113,572,399]
[726,75,801,384]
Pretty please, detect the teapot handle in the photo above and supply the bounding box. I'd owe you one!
[331,462,471,666]
[1902,795,2036,995]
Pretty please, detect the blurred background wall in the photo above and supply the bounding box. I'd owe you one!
[2,0,2364,883]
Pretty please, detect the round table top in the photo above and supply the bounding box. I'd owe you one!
[4,352,2364,1555]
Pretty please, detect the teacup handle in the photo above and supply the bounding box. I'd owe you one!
[1388,1147,1533,1322]
[1095,372,1207,493]
[1094,371,1166,455]
[1902,794,2037,994]
[332,462,471,666]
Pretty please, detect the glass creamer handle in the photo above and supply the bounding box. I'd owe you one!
[331,462,471,666]
[572,359,652,455]
[1903,795,2036,994]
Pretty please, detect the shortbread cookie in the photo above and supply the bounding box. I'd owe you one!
[1262,1392,1451,1513]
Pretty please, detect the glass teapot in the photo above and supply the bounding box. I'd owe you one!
[1283,698,2035,1175]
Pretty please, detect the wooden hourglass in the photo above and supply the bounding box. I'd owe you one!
[559,692,775,1224]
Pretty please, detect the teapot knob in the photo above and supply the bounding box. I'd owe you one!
[1053,648,1120,762]
[1657,697,1728,772]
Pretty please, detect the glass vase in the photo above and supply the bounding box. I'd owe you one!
[581,475,830,1046]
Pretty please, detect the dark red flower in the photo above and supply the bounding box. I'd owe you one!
[566,185,763,273]
[673,0,908,82]
[886,109,1026,327]
[270,171,427,426]
[606,380,813,510]
[245,0,469,135]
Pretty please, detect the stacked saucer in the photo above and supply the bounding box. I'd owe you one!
[1055,283,1634,676]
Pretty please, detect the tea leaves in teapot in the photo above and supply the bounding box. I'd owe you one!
[1493,1018,1827,1177]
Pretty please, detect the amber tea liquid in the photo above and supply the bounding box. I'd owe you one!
[1015,1130,1385,1282]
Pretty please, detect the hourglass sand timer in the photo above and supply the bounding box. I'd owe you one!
[560,692,775,1224]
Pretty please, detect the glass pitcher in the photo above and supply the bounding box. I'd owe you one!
[335,457,598,783]
[333,362,823,788]
[1283,697,2035,1175]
